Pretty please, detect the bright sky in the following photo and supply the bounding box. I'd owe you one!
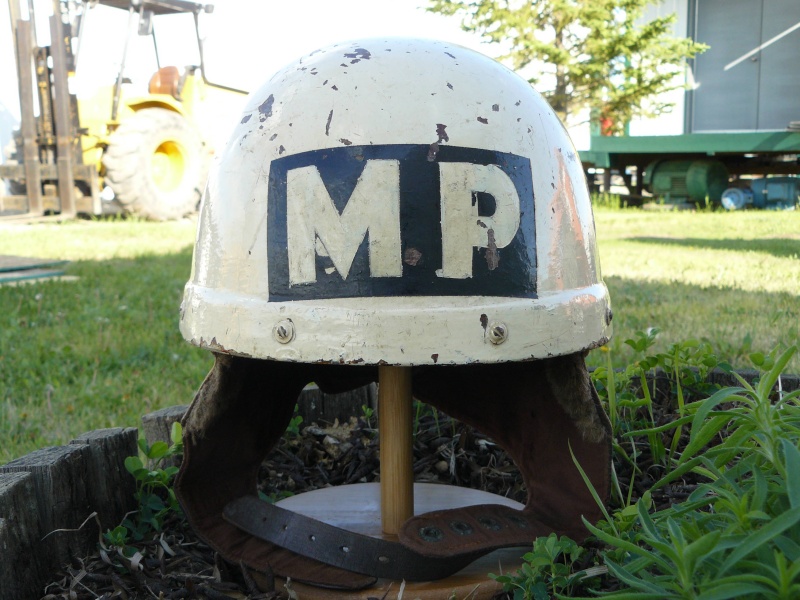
[0,1,490,124]
[0,0,515,152]
[204,1,490,90]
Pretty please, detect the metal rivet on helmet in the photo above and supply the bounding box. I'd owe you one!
[272,319,295,344]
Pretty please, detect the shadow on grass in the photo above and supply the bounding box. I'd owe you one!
[624,236,800,258]
[593,274,800,374]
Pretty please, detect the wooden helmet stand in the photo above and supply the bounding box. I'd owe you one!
[276,366,525,599]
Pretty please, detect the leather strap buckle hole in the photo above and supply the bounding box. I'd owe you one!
[478,516,502,531]
[449,520,474,536]
[418,526,444,542]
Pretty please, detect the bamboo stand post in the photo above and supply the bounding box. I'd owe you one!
[378,365,414,535]
[276,366,524,599]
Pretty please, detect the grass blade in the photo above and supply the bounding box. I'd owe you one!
[782,438,800,508]
[570,442,616,533]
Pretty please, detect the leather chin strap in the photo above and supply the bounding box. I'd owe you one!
[175,353,611,590]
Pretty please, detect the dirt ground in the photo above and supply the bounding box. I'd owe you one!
[43,396,690,599]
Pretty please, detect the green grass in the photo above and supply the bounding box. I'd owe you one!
[590,209,800,373]
[0,208,798,463]
[0,217,212,463]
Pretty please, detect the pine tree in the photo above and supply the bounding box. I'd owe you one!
[427,0,706,134]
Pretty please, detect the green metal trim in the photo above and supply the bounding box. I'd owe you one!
[0,268,67,285]
[585,132,800,155]
[0,255,70,273]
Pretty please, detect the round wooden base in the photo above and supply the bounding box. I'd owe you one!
[275,482,526,599]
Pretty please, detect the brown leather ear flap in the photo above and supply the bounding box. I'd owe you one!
[411,354,611,541]
[175,355,378,589]
[177,354,608,587]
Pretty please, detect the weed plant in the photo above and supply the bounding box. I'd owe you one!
[102,422,184,565]
[93,331,799,598]
[494,338,800,600]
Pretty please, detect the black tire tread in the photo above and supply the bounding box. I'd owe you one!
[103,108,207,221]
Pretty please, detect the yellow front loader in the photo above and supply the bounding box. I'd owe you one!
[1,0,246,220]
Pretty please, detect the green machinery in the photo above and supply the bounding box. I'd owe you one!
[581,132,800,208]
[579,0,800,209]
[642,159,729,204]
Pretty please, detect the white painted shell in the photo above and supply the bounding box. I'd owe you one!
[180,37,611,365]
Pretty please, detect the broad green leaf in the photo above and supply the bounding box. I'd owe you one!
[695,582,772,600]
[681,530,723,569]
[583,519,671,572]
[679,414,736,466]
[625,415,693,437]
[124,455,143,475]
[756,346,797,400]
[687,388,747,447]
[773,535,800,562]
[636,500,661,542]
[604,560,674,595]
[145,495,165,511]
[170,421,183,445]
[752,466,768,512]
[652,454,705,490]
[564,593,668,600]
[147,441,169,460]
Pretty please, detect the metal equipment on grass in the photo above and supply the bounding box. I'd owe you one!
[1,0,246,220]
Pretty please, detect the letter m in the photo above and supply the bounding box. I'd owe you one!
[286,160,402,285]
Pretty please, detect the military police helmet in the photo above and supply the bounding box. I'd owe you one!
[176,37,613,591]
[180,37,611,365]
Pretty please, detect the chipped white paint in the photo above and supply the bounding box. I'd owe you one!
[438,163,520,280]
[180,37,612,365]
[287,160,402,284]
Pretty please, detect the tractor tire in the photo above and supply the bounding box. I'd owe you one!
[103,108,208,221]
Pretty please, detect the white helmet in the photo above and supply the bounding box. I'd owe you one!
[180,37,611,365]
[177,38,614,589]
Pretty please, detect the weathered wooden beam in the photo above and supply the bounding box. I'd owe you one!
[0,471,39,600]
[0,444,93,599]
[0,428,137,600]
[70,428,138,531]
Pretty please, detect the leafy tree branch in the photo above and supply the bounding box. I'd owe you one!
[427,0,707,133]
